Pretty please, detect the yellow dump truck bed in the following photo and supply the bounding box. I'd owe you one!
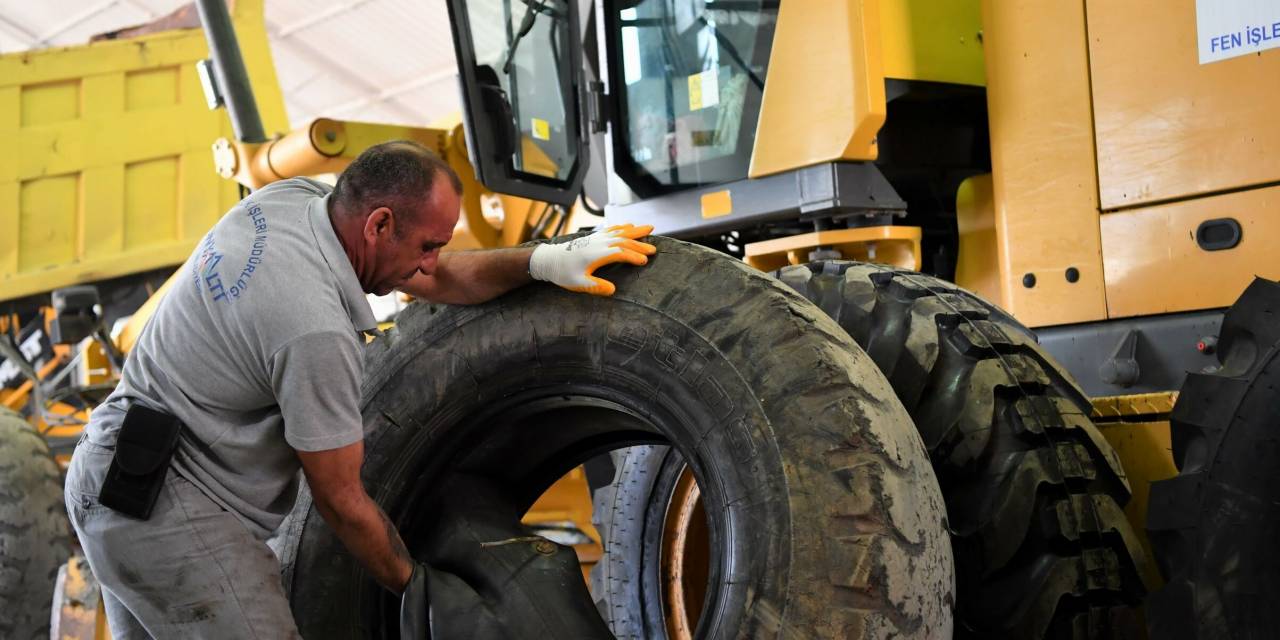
[1,0,288,304]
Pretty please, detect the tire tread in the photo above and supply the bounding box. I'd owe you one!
[782,262,1145,639]
[0,408,72,640]
[1146,277,1280,640]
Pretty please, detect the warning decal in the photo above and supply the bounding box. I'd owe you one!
[687,68,720,111]
[531,117,550,141]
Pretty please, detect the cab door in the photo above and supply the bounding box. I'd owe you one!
[446,0,589,208]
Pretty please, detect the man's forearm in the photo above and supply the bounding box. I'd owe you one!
[314,491,414,594]
[401,247,534,305]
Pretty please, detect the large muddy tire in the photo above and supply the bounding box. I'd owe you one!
[0,407,72,640]
[1146,277,1280,640]
[592,261,1147,639]
[276,238,953,638]
[779,263,1148,638]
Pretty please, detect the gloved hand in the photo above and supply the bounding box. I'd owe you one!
[400,561,429,639]
[529,224,657,296]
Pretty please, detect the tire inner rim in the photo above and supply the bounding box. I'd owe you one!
[393,391,724,638]
[662,465,710,640]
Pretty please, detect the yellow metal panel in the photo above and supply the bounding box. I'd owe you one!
[742,225,921,272]
[1092,392,1177,589]
[19,174,78,271]
[0,86,14,128]
[79,71,127,264]
[124,157,180,248]
[10,243,194,302]
[700,190,732,219]
[1086,0,1280,210]
[879,0,985,86]
[954,173,1003,306]
[17,110,220,182]
[0,88,13,279]
[180,149,225,242]
[80,73,124,271]
[82,165,125,260]
[524,467,600,541]
[981,0,1106,328]
[0,181,16,275]
[82,73,124,117]
[748,0,885,178]
[124,66,180,111]
[20,80,79,126]
[1101,183,1280,318]
[1095,418,1176,589]
[1,36,201,86]
[1093,392,1177,419]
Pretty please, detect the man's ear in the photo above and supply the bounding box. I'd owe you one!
[363,207,393,242]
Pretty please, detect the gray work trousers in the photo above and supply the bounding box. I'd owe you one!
[64,439,301,639]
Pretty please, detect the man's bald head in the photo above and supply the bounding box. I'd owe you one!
[330,140,463,233]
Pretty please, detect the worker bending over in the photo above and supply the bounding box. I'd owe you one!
[63,140,655,638]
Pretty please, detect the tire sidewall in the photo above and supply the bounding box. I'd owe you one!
[0,409,72,640]
[287,288,794,638]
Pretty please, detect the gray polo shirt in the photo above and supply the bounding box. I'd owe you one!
[86,177,373,538]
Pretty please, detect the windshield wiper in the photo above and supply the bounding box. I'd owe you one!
[502,0,565,74]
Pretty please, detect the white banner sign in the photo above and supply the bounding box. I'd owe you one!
[1197,0,1280,63]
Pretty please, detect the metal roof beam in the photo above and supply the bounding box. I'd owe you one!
[328,67,456,117]
[266,19,422,122]
[117,0,156,19]
[0,13,38,50]
[35,0,119,45]
[31,0,155,47]
[275,0,375,39]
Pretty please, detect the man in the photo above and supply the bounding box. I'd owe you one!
[63,140,655,638]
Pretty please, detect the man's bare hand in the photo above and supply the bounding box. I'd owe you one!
[298,442,414,593]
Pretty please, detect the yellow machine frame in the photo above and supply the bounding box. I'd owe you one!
[966,0,1280,326]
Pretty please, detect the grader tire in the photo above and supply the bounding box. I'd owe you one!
[780,263,1148,638]
[592,261,1148,639]
[1146,277,1280,640]
[276,237,953,638]
[0,407,72,640]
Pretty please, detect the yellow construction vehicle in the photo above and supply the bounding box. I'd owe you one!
[5,0,1277,638]
[416,1,1279,637]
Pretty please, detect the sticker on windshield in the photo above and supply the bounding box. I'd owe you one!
[688,68,720,111]
[531,117,550,141]
[1197,0,1280,63]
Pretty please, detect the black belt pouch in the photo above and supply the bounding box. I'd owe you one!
[99,404,182,520]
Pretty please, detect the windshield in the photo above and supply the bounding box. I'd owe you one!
[610,0,778,196]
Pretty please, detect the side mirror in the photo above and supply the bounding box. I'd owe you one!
[474,65,519,166]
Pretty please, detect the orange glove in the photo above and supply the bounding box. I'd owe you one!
[529,224,657,296]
